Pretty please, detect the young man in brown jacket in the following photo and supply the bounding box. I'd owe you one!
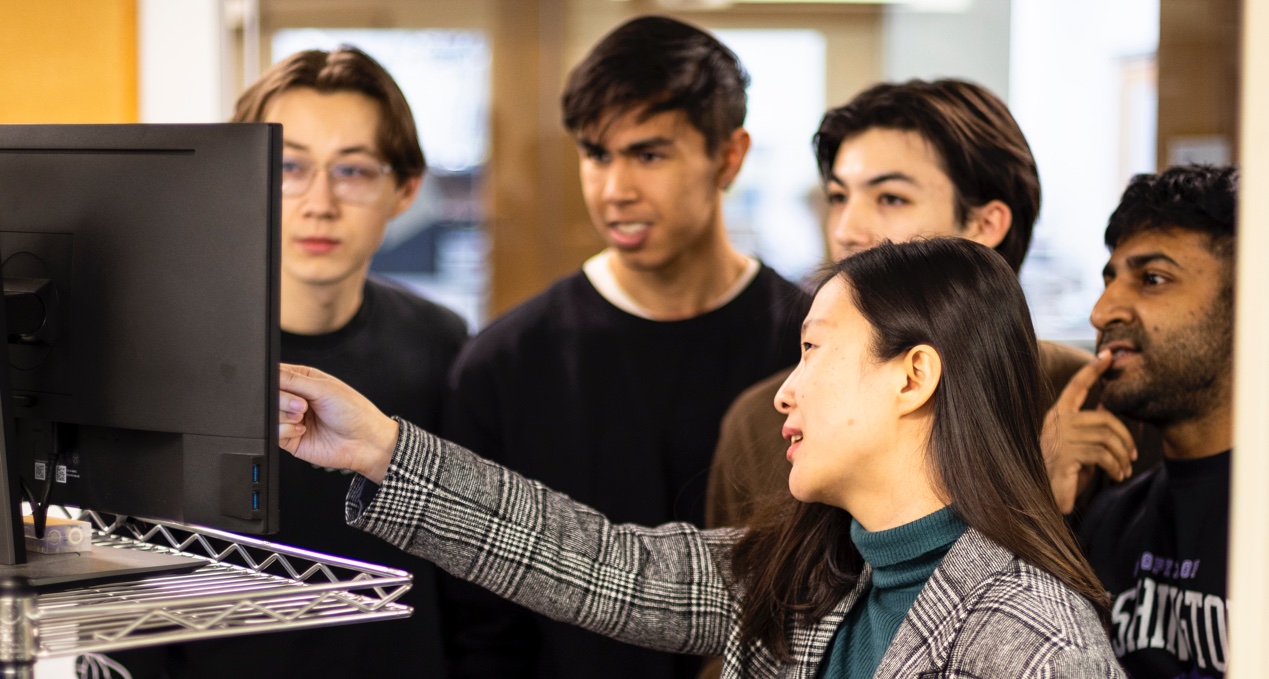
[705,79,1159,531]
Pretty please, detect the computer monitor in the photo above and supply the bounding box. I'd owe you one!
[0,124,281,581]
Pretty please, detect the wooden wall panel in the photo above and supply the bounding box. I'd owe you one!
[1157,0,1240,167]
[485,0,587,315]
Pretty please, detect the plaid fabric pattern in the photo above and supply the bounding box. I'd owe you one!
[348,420,1125,678]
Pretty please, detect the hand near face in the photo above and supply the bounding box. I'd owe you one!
[278,363,399,484]
[1041,350,1137,514]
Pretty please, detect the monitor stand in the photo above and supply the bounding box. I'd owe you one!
[0,251,204,589]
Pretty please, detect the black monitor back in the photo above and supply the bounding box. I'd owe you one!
[0,124,281,543]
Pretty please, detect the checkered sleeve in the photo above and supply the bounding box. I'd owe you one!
[345,418,737,656]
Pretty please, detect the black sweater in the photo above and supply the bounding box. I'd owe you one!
[1079,451,1230,679]
[439,265,809,679]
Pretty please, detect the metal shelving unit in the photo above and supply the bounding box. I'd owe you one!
[0,511,412,670]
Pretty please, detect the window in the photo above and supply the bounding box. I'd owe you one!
[716,29,828,287]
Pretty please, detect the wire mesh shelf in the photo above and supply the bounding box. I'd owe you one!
[18,511,412,659]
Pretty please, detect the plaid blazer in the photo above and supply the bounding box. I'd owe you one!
[348,421,1125,678]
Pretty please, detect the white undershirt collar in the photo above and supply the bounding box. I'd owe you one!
[582,249,760,320]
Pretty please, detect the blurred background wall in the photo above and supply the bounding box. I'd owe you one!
[0,0,1240,338]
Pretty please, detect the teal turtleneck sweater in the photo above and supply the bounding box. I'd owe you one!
[819,506,968,679]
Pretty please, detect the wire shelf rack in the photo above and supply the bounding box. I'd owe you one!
[13,511,412,660]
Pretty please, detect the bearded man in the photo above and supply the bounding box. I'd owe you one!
[1078,164,1237,679]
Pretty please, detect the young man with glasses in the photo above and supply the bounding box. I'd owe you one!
[118,46,466,679]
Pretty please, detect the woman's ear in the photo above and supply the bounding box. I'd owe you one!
[897,344,942,416]
[963,199,1012,250]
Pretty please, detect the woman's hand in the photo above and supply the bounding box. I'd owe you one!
[278,363,399,484]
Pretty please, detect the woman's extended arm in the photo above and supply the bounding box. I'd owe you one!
[279,364,737,656]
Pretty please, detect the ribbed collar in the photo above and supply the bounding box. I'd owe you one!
[850,506,967,588]
[581,249,760,320]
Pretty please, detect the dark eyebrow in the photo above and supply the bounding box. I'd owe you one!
[827,171,920,189]
[281,141,378,158]
[333,145,378,157]
[578,136,673,159]
[866,172,919,188]
[1102,252,1183,279]
[621,137,674,155]
[1126,252,1182,270]
[578,140,606,156]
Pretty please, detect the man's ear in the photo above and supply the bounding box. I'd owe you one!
[716,127,751,191]
[390,174,424,219]
[897,344,942,416]
[963,199,1012,250]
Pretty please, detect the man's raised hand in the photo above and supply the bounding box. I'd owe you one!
[1041,350,1137,514]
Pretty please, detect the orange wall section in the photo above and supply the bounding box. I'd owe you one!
[0,0,138,123]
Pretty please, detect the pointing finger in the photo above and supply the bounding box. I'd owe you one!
[279,364,334,402]
[1054,349,1114,414]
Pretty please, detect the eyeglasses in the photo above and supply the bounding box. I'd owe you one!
[280,156,394,205]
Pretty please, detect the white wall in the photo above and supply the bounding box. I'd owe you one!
[1009,0,1158,342]
[1229,0,1269,673]
[138,0,227,123]
[882,0,1011,99]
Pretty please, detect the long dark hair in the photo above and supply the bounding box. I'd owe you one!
[730,239,1106,658]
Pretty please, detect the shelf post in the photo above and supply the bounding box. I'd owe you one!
[0,577,37,679]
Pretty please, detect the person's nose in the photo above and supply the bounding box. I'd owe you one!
[602,160,638,206]
[301,167,339,218]
[1090,278,1134,333]
[826,200,873,261]
[774,364,800,415]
